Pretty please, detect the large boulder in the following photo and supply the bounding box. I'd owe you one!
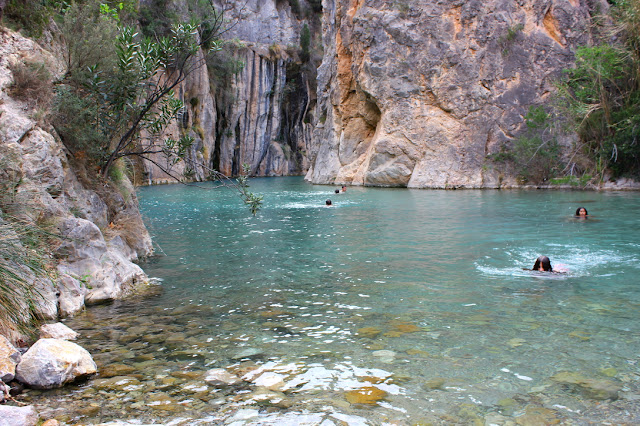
[0,335,21,382]
[39,323,79,340]
[0,405,38,426]
[15,338,97,389]
[55,217,148,305]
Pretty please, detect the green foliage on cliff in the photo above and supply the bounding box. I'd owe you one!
[488,106,563,184]
[7,59,53,109]
[556,0,640,179]
[0,220,45,339]
[4,0,55,37]
[300,23,311,63]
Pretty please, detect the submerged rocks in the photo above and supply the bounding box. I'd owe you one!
[551,371,622,400]
[344,386,387,405]
[204,368,240,386]
[15,338,97,389]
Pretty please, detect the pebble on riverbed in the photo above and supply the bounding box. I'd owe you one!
[551,371,622,400]
[344,386,387,404]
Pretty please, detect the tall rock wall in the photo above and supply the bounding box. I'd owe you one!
[306,0,604,188]
[142,0,315,183]
[0,29,154,328]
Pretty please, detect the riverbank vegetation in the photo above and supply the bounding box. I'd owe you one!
[0,157,55,340]
[489,0,640,186]
[0,0,267,336]
[3,0,262,213]
[557,0,640,181]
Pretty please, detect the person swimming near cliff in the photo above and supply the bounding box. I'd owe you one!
[575,207,588,217]
[335,189,340,194]
[341,185,347,192]
[326,199,332,206]
[530,256,568,273]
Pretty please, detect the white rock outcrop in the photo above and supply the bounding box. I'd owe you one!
[0,405,38,426]
[39,323,79,340]
[15,338,97,389]
[0,335,21,382]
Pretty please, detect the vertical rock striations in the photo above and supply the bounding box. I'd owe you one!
[142,0,315,183]
[306,0,604,188]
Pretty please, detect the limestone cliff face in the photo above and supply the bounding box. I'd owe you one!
[0,30,154,322]
[306,0,604,188]
[142,0,314,183]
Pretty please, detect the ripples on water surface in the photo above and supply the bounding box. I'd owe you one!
[24,177,640,424]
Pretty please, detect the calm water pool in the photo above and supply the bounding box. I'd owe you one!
[23,177,640,424]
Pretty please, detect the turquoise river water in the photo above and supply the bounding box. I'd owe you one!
[22,177,640,425]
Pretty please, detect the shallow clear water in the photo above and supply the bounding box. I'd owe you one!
[23,177,640,424]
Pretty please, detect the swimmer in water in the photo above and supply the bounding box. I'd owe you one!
[531,256,568,273]
[326,199,332,206]
[575,207,588,217]
[533,255,553,272]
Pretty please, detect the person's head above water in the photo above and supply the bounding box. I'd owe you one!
[575,207,588,217]
[326,199,332,206]
[533,256,553,272]
[335,189,340,194]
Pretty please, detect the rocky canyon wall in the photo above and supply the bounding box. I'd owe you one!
[0,30,154,330]
[142,0,315,183]
[306,0,605,188]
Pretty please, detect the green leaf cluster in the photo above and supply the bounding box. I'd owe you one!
[557,0,640,178]
[488,106,563,184]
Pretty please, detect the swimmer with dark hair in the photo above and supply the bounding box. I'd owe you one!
[326,199,332,206]
[533,256,553,272]
[575,207,588,217]
[530,256,569,273]
[335,189,340,194]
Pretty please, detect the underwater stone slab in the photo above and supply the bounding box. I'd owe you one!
[551,371,622,400]
[15,338,97,389]
[204,368,240,386]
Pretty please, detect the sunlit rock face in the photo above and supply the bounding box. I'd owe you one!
[306,0,604,188]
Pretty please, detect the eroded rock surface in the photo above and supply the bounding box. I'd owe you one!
[0,29,154,320]
[15,338,97,389]
[0,335,20,382]
[306,0,605,188]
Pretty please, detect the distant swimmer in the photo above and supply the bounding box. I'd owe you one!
[326,199,332,206]
[335,189,340,194]
[575,207,588,217]
[341,185,347,192]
